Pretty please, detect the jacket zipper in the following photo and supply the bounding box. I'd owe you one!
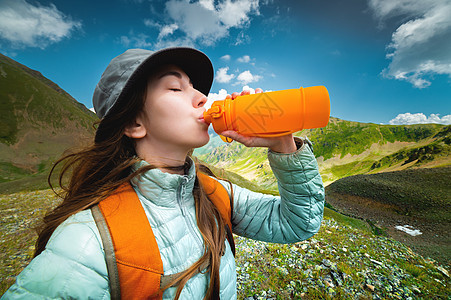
[177,176,203,248]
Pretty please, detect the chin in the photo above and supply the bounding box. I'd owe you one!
[193,134,210,149]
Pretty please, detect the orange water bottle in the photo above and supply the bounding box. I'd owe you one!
[203,86,330,142]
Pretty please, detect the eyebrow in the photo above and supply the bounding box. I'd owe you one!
[158,71,193,85]
[158,71,182,79]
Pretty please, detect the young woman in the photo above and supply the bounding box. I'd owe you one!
[2,47,325,299]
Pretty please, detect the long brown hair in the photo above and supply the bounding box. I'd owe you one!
[35,74,228,299]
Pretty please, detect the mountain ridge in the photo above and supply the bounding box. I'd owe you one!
[196,117,450,188]
[0,52,98,193]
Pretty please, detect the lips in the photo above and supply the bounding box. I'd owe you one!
[198,113,207,124]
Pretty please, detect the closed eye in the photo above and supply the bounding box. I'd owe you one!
[169,88,182,92]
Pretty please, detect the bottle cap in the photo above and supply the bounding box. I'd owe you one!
[302,86,330,129]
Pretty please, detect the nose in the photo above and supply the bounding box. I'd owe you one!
[193,89,208,108]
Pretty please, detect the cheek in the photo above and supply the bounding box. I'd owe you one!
[145,99,188,130]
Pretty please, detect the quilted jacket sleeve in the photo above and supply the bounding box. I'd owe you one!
[1,210,109,300]
[223,138,325,244]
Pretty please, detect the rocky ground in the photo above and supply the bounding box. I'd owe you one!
[235,217,450,299]
[0,189,60,294]
[326,191,450,269]
[1,189,450,298]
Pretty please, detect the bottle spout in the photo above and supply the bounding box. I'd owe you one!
[204,105,223,124]
[203,110,212,124]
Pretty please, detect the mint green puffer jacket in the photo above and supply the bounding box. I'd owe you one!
[2,139,325,299]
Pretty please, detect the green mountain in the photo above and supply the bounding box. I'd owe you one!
[0,53,98,193]
[1,55,449,297]
[2,169,449,297]
[196,117,451,190]
[326,166,450,266]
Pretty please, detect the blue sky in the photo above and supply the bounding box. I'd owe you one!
[1,0,450,125]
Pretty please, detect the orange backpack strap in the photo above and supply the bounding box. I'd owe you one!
[95,183,163,300]
[197,173,235,256]
[91,176,235,299]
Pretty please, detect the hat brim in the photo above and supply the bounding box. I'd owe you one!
[95,47,214,143]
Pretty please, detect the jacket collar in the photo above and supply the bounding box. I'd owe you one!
[129,158,197,207]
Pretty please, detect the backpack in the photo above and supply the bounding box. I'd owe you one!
[91,173,234,300]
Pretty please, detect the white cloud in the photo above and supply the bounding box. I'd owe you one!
[119,32,152,48]
[154,36,196,49]
[162,0,260,46]
[241,86,271,93]
[206,87,271,109]
[388,113,451,125]
[234,31,251,45]
[216,0,259,27]
[237,55,251,63]
[199,0,215,11]
[236,70,262,85]
[216,67,235,83]
[241,85,255,94]
[206,86,260,109]
[158,24,178,39]
[221,54,231,61]
[143,19,160,28]
[368,0,451,88]
[0,0,81,49]
[207,89,228,109]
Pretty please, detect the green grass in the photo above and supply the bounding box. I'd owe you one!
[0,53,97,193]
[0,189,62,295]
[1,168,449,298]
[297,118,445,161]
[327,166,451,222]
[323,207,372,234]
[197,119,450,193]
[235,216,450,299]
[370,139,450,171]
[0,162,34,183]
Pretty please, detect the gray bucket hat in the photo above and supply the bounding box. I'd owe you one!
[92,47,214,129]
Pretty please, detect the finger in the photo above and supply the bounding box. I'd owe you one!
[225,94,232,99]
[231,92,240,99]
[255,88,263,94]
[221,131,269,148]
[241,90,251,96]
[221,131,246,143]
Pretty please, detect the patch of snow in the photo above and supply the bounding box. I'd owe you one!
[395,225,422,236]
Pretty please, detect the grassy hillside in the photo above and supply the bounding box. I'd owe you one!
[326,167,451,267]
[0,53,98,194]
[1,174,449,298]
[196,118,450,188]
[305,117,444,160]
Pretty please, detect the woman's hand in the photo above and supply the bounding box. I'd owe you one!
[226,87,263,100]
[221,88,297,154]
[221,131,297,153]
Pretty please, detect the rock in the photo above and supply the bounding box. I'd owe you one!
[277,266,289,276]
[331,270,343,286]
[365,284,375,292]
[370,258,383,266]
[437,266,449,278]
[324,275,335,288]
[322,259,331,268]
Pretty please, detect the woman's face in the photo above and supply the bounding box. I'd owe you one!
[137,65,210,152]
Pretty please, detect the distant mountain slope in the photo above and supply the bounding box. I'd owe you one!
[325,166,451,266]
[0,53,98,193]
[196,117,450,189]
